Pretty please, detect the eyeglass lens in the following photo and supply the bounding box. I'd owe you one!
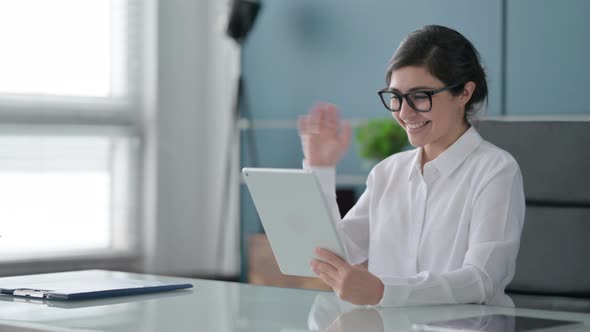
[381,91,431,112]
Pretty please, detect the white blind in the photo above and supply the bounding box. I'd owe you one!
[0,0,144,263]
[0,0,142,120]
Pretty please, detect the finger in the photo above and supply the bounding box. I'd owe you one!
[318,272,337,288]
[339,121,353,151]
[312,259,339,279]
[315,248,349,270]
[323,104,339,130]
[308,104,324,133]
[298,115,309,135]
[318,109,331,131]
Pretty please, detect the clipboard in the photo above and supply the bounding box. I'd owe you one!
[0,270,193,301]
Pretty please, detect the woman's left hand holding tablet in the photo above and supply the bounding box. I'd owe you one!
[311,248,384,306]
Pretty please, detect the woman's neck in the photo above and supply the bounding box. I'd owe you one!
[421,122,470,171]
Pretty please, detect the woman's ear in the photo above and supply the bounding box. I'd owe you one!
[459,81,476,107]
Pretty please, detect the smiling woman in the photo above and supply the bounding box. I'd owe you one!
[298,25,525,307]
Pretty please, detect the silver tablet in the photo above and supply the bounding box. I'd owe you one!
[242,167,346,277]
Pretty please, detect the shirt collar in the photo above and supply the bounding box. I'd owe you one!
[408,126,483,181]
[409,148,422,181]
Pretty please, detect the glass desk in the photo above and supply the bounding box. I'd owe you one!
[0,270,588,332]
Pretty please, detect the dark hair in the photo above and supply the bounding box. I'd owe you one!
[385,25,488,124]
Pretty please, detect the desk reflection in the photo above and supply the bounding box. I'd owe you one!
[306,293,518,332]
[412,314,515,332]
[307,294,383,331]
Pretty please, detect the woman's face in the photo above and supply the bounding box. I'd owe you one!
[389,66,472,158]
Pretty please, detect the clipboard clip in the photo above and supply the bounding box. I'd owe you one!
[12,289,49,299]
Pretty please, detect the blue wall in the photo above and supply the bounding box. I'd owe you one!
[238,0,590,280]
[506,0,590,115]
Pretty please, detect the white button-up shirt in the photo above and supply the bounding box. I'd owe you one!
[306,126,525,307]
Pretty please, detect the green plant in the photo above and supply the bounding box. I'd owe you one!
[356,118,408,161]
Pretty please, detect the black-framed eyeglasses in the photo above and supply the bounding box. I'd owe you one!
[377,83,463,113]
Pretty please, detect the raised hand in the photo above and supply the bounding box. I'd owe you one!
[298,103,352,167]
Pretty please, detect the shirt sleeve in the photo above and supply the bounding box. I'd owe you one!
[303,160,372,265]
[377,161,525,307]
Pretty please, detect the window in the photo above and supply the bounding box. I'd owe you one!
[0,133,138,260]
[0,0,131,98]
[0,0,143,262]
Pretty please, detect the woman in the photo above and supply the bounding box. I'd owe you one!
[299,25,525,307]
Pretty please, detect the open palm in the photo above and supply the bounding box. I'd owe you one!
[298,103,352,167]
